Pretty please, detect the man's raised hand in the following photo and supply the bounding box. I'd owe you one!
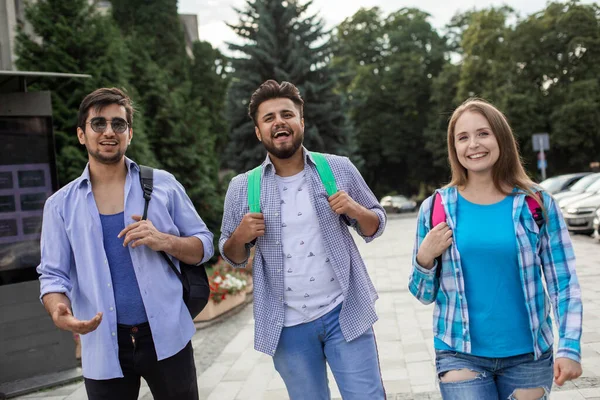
[234,213,265,244]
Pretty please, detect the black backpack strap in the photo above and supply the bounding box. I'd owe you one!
[139,165,154,220]
[137,166,184,282]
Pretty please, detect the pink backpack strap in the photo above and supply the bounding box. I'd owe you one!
[525,193,544,228]
[431,192,446,227]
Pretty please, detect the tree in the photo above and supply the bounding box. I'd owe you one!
[191,41,231,155]
[111,0,226,247]
[509,1,600,174]
[15,0,156,186]
[333,7,448,196]
[225,0,355,172]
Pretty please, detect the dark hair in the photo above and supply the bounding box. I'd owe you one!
[77,87,134,130]
[248,80,304,125]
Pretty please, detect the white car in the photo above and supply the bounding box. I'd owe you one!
[593,208,600,241]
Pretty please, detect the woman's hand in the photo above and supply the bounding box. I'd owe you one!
[416,222,453,269]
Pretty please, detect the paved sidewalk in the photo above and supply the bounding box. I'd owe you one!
[15,214,600,399]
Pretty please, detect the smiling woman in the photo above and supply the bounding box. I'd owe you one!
[409,98,583,400]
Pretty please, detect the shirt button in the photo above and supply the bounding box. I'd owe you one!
[107,283,112,287]
[109,307,114,311]
[104,260,108,264]
[275,212,279,217]
[276,241,280,245]
[112,332,116,336]
[277,269,282,273]
[459,295,463,300]
[279,296,283,301]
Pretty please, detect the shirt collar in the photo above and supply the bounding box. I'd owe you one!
[77,156,139,188]
[261,146,312,173]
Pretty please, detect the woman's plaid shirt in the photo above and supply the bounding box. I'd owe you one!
[220,150,387,356]
[409,187,582,362]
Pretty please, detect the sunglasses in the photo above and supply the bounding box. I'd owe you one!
[86,117,129,134]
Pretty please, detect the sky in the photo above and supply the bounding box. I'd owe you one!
[178,0,595,54]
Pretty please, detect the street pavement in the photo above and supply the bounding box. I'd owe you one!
[15,213,600,399]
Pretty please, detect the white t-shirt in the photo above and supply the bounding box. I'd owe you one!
[275,171,344,327]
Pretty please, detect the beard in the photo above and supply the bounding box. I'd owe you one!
[86,144,126,165]
[261,130,304,160]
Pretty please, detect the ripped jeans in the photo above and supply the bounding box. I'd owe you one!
[435,348,553,400]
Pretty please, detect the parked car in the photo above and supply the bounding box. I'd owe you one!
[561,193,600,234]
[539,172,591,194]
[593,208,600,241]
[553,173,600,202]
[558,178,600,209]
[380,195,417,213]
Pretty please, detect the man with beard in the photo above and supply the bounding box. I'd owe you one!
[37,88,213,400]
[220,80,387,399]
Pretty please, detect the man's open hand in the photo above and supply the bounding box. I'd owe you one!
[52,303,102,335]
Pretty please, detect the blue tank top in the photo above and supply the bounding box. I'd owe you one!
[434,194,533,357]
[100,212,148,325]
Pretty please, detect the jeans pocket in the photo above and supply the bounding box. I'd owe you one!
[435,350,459,358]
[435,350,460,372]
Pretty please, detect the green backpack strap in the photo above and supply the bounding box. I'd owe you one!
[246,153,337,212]
[311,152,337,196]
[247,166,262,213]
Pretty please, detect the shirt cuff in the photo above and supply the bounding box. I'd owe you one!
[39,284,72,304]
[218,237,251,268]
[354,208,386,243]
[192,234,214,265]
[556,338,581,363]
[413,258,438,276]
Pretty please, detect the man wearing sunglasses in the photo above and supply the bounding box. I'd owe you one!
[36,87,213,400]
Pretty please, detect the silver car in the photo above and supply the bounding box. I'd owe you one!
[558,178,600,209]
[380,195,417,213]
[553,173,600,202]
[562,193,600,234]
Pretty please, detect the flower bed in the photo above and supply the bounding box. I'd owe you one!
[193,257,252,321]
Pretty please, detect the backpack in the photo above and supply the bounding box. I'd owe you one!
[430,191,544,279]
[139,166,210,319]
[247,152,337,213]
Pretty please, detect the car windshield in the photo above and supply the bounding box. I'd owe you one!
[539,176,571,192]
[569,174,600,191]
[586,179,600,193]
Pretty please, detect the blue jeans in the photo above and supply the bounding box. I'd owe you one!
[435,348,554,400]
[273,303,385,400]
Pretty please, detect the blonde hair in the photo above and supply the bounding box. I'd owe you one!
[445,98,541,202]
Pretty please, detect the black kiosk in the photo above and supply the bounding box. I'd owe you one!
[0,71,90,397]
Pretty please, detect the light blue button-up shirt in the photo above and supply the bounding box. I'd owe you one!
[37,158,214,380]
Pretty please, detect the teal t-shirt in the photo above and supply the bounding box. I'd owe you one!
[434,193,533,357]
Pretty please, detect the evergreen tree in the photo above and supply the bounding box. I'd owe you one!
[225,0,355,172]
[111,0,225,248]
[191,41,231,155]
[15,0,156,186]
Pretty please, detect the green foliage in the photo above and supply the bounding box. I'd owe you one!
[14,0,600,205]
[333,7,448,196]
[225,0,355,172]
[453,1,600,178]
[111,0,225,250]
[15,0,156,185]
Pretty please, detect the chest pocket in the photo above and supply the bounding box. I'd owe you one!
[520,215,543,268]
